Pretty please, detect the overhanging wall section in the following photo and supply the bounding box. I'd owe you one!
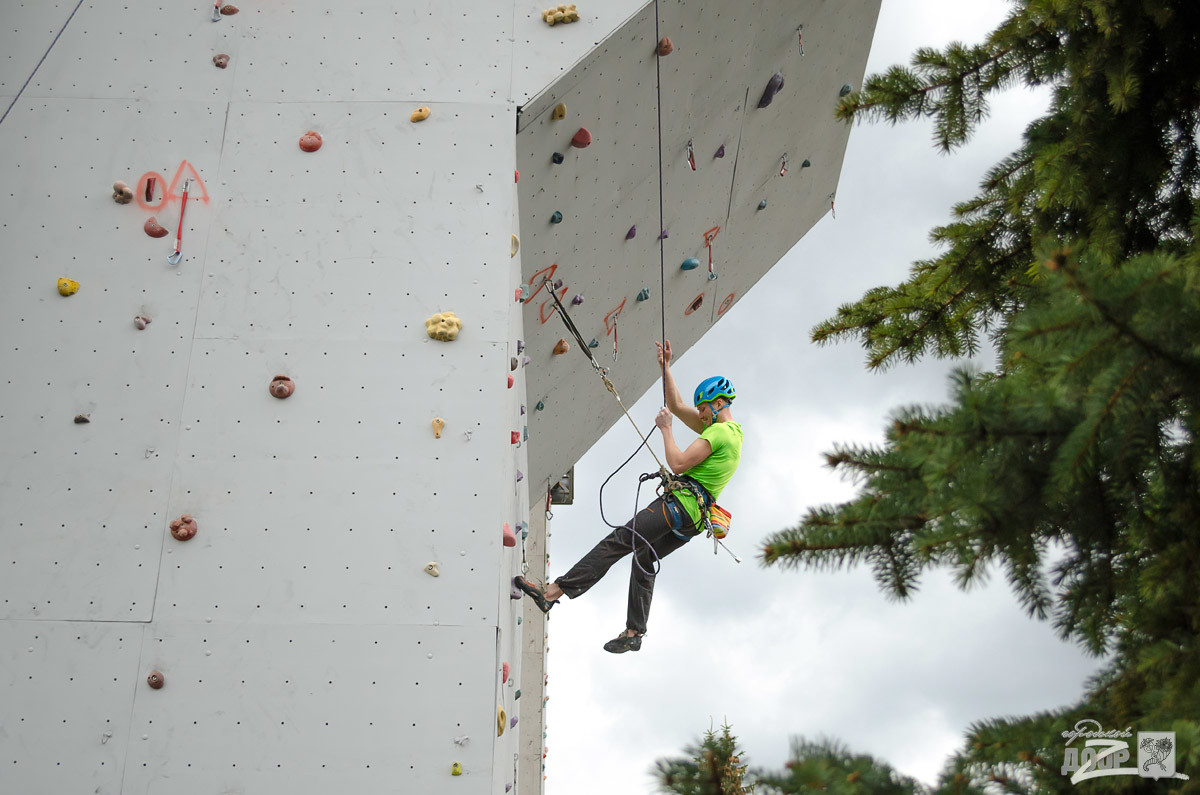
[516,0,882,494]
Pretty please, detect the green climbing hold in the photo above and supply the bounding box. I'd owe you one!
[636,288,650,302]
[802,159,811,168]
[515,689,522,700]
[588,338,599,348]
[681,258,700,271]
[758,199,767,210]
[535,400,545,411]
[550,211,563,224]
[840,83,853,97]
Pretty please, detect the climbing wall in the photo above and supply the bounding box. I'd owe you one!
[0,0,879,793]
[517,0,881,494]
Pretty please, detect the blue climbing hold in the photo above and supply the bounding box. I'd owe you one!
[758,72,785,108]
[708,271,718,282]
[840,83,853,97]
[636,288,650,302]
[758,199,767,210]
[550,211,563,224]
[588,338,599,348]
[551,152,564,164]
[681,258,700,271]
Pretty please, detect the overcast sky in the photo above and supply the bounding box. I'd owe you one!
[541,1,1103,792]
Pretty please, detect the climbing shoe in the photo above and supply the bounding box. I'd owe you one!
[513,576,555,614]
[602,632,643,654]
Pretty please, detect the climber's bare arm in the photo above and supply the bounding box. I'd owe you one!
[656,408,711,473]
[655,340,704,435]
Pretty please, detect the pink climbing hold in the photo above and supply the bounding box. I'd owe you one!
[515,169,520,183]
[514,288,522,302]
[502,662,510,683]
[503,523,517,547]
[507,374,514,388]
[570,128,592,148]
[758,72,785,108]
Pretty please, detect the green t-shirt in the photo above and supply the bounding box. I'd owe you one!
[672,420,743,527]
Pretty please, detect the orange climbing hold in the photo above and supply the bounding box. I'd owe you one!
[553,338,569,355]
[656,37,674,56]
[570,128,592,148]
[298,131,322,152]
[411,107,431,122]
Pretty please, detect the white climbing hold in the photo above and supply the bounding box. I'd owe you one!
[424,561,440,577]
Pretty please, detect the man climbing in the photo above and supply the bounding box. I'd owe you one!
[515,339,743,653]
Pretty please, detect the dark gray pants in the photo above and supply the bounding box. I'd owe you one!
[553,496,700,634]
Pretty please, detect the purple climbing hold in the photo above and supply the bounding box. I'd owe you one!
[516,470,524,482]
[522,355,531,367]
[758,72,785,108]
[516,339,524,354]
[510,716,518,729]
[520,404,526,415]
[714,144,725,158]
[510,581,523,600]
[571,294,583,306]
[625,225,637,240]
[658,229,669,240]
[553,278,563,290]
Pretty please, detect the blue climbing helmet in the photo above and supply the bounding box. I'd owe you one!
[693,376,735,408]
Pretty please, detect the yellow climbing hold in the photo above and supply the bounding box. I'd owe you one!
[432,417,445,438]
[425,311,462,341]
[497,706,507,736]
[451,762,463,776]
[511,234,520,258]
[542,4,579,25]
[551,103,567,121]
[57,278,80,296]
[411,106,431,122]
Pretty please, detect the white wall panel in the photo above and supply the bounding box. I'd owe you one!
[198,101,515,342]
[121,622,499,794]
[0,1,78,95]
[0,621,143,793]
[26,1,515,105]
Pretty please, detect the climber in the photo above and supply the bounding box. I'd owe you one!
[515,339,743,653]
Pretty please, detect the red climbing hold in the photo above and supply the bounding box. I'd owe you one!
[656,37,674,56]
[511,431,520,444]
[515,169,520,183]
[508,373,515,388]
[502,662,511,683]
[570,128,592,149]
[219,3,238,13]
[299,131,323,153]
[144,217,168,238]
[170,514,198,541]
[503,523,517,547]
[269,375,295,399]
[213,53,230,69]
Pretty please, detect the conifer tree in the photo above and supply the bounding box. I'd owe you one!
[750,0,1200,786]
